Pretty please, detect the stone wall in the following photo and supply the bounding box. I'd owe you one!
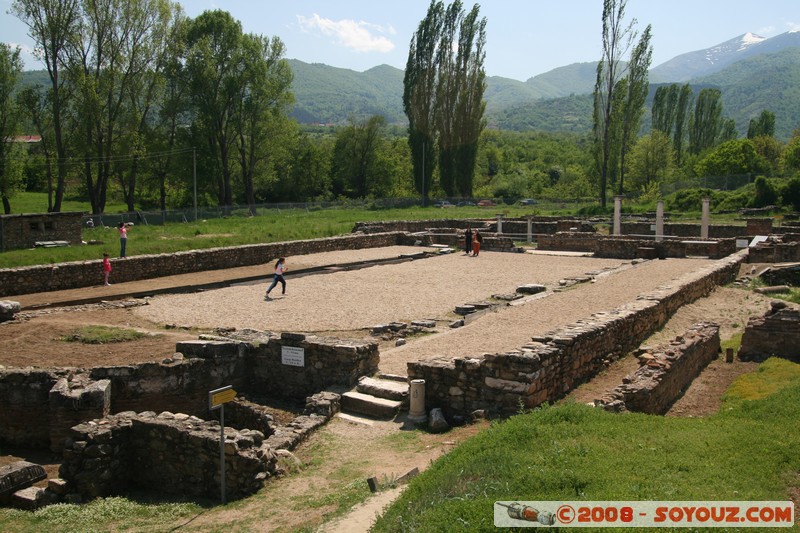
[748,240,800,263]
[739,302,800,362]
[59,411,278,501]
[0,212,84,252]
[595,323,720,414]
[537,232,598,253]
[407,251,745,417]
[620,222,746,239]
[0,232,408,298]
[0,332,376,450]
[595,236,737,260]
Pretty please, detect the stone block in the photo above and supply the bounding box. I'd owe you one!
[0,461,47,498]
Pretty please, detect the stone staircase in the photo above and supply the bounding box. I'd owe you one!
[340,374,409,419]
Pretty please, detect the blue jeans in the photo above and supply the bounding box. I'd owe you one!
[267,275,285,294]
[120,238,127,258]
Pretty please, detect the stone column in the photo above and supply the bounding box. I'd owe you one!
[408,379,427,423]
[701,197,710,239]
[655,200,664,242]
[613,196,622,236]
[496,214,504,234]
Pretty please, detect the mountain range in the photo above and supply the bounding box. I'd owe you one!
[288,30,800,140]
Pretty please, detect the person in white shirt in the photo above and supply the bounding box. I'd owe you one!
[265,257,287,300]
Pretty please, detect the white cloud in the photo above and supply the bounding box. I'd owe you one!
[296,13,395,53]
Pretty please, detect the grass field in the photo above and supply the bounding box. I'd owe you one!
[372,358,800,532]
[0,192,593,269]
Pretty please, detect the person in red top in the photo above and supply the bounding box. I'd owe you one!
[265,257,287,300]
[102,253,112,286]
[472,230,482,256]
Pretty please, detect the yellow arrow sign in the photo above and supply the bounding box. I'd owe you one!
[209,387,237,408]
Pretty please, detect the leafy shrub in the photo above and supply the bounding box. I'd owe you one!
[782,177,800,211]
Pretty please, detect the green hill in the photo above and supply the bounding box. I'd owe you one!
[693,47,800,141]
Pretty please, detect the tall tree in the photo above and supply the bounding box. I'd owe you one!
[435,1,486,197]
[747,110,776,139]
[688,88,724,155]
[672,83,693,165]
[185,10,246,207]
[0,45,24,213]
[451,4,487,198]
[628,130,674,191]
[592,0,637,207]
[331,115,388,198]
[403,0,443,203]
[616,23,652,195]
[11,0,80,212]
[234,33,293,211]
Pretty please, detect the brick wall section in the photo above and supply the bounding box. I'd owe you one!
[748,241,800,263]
[0,333,375,449]
[0,212,84,252]
[407,251,745,417]
[245,332,379,397]
[60,412,279,501]
[596,323,721,414]
[0,232,407,298]
[596,237,737,259]
[0,369,65,448]
[620,222,745,239]
[739,303,800,362]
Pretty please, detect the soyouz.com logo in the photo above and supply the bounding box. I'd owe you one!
[494,501,794,527]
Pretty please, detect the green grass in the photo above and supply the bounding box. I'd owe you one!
[373,358,800,532]
[0,199,577,269]
[59,325,149,344]
[0,496,202,533]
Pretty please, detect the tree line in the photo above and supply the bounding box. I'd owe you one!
[1,0,799,216]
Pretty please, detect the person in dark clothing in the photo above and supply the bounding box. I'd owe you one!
[464,228,473,255]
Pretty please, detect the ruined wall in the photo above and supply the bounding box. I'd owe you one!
[537,232,598,253]
[0,334,376,450]
[408,251,745,417]
[739,302,800,362]
[0,212,84,252]
[595,323,720,414]
[620,222,747,239]
[748,241,800,263]
[245,332,379,397]
[596,237,736,260]
[0,232,408,298]
[60,411,278,501]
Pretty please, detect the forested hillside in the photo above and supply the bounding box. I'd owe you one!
[693,48,800,141]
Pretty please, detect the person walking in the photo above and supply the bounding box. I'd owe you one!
[117,222,132,258]
[265,257,287,300]
[464,228,473,255]
[472,230,482,256]
[102,253,112,286]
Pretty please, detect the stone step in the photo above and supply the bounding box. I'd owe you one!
[357,376,409,402]
[341,391,402,419]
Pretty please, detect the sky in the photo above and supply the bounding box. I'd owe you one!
[1,0,798,81]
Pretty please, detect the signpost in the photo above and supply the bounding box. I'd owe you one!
[209,385,237,504]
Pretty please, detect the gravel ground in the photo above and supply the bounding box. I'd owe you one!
[133,249,719,375]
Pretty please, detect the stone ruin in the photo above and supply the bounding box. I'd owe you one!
[739,301,800,362]
[595,322,721,414]
[0,331,374,508]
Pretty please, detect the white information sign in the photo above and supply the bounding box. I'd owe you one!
[281,346,305,367]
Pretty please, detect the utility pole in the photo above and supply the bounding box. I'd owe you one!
[193,147,197,221]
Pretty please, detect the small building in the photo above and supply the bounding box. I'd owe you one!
[0,212,84,252]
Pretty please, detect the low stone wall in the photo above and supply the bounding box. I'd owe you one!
[620,222,747,239]
[595,323,721,414]
[596,236,736,260]
[0,332,376,450]
[538,232,598,253]
[0,232,407,298]
[419,231,517,252]
[748,240,800,263]
[239,331,379,397]
[407,251,745,417]
[739,302,800,362]
[60,411,278,501]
